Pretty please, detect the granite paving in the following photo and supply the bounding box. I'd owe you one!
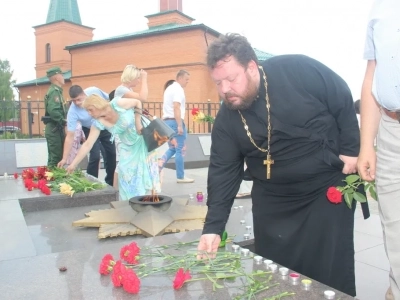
[0,167,389,299]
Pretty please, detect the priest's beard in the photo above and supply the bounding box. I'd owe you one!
[222,75,259,110]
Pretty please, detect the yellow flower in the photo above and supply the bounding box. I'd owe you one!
[59,182,75,197]
[45,171,54,180]
[193,112,205,123]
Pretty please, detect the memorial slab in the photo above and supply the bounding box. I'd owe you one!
[0,230,354,299]
[18,175,117,212]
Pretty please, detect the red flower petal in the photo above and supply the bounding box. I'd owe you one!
[120,243,140,264]
[111,260,125,287]
[191,108,200,116]
[327,187,342,204]
[121,268,140,294]
[173,268,191,290]
[99,254,115,275]
[13,173,18,179]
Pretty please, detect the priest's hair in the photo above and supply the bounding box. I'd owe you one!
[207,33,258,69]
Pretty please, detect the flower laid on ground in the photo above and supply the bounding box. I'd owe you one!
[99,254,115,275]
[173,268,192,290]
[120,241,140,264]
[59,183,75,197]
[14,167,105,197]
[98,237,295,299]
[191,107,215,124]
[327,174,377,208]
[45,171,54,180]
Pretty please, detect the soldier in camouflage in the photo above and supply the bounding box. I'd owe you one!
[43,66,66,167]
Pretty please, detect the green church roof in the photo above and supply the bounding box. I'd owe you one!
[14,71,71,88]
[65,23,220,50]
[46,0,81,25]
[64,23,274,62]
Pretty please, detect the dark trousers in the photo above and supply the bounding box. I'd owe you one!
[82,127,116,186]
[45,123,65,168]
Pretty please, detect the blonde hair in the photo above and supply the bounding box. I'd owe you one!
[83,94,109,110]
[120,65,141,83]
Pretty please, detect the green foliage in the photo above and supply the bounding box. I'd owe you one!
[0,59,17,122]
[47,168,105,193]
[0,132,41,139]
[336,174,377,209]
[0,59,15,100]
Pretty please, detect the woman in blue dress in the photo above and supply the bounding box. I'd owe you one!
[66,94,160,200]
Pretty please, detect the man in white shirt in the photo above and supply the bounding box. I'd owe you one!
[358,1,400,299]
[159,70,194,183]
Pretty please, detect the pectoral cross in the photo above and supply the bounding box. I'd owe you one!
[263,154,274,179]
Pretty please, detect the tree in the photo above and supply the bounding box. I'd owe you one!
[0,59,17,122]
[0,59,15,100]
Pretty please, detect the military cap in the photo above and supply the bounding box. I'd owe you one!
[46,66,62,78]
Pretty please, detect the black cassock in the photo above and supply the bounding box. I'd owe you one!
[204,55,362,296]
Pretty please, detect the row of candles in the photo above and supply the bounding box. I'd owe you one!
[230,244,337,299]
[189,192,205,202]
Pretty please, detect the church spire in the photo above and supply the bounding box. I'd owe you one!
[46,0,82,25]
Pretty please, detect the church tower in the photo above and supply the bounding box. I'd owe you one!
[33,0,94,78]
[159,0,183,11]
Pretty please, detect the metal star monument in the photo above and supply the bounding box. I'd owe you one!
[72,197,207,239]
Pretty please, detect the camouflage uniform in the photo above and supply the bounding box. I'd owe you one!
[44,68,66,167]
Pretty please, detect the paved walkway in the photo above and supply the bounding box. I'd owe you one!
[0,167,389,300]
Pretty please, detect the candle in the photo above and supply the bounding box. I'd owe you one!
[253,256,263,264]
[324,290,335,299]
[279,267,289,276]
[196,192,204,202]
[289,273,300,284]
[263,259,273,267]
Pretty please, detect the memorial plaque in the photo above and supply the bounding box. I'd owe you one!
[198,135,211,156]
[15,142,48,168]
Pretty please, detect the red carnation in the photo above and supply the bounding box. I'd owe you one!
[121,268,140,294]
[99,254,115,275]
[191,108,200,116]
[13,173,18,179]
[22,168,35,179]
[173,268,192,290]
[38,179,47,189]
[111,260,125,287]
[327,187,342,204]
[120,242,140,264]
[36,166,48,180]
[41,185,51,195]
[24,178,33,188]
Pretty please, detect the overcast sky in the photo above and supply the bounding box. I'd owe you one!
[0,0,373,99]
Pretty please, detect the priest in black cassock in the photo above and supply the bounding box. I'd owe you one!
[197,33,363,296]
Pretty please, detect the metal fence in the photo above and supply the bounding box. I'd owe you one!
[0,100,221,139]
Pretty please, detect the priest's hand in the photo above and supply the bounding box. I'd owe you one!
[339,155,358,174]
[196,234,221,260]
[357,147,376,182]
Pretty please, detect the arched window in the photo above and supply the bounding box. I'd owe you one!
[45,43,51,63]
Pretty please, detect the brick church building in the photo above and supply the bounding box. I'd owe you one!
[15,0,272,135]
